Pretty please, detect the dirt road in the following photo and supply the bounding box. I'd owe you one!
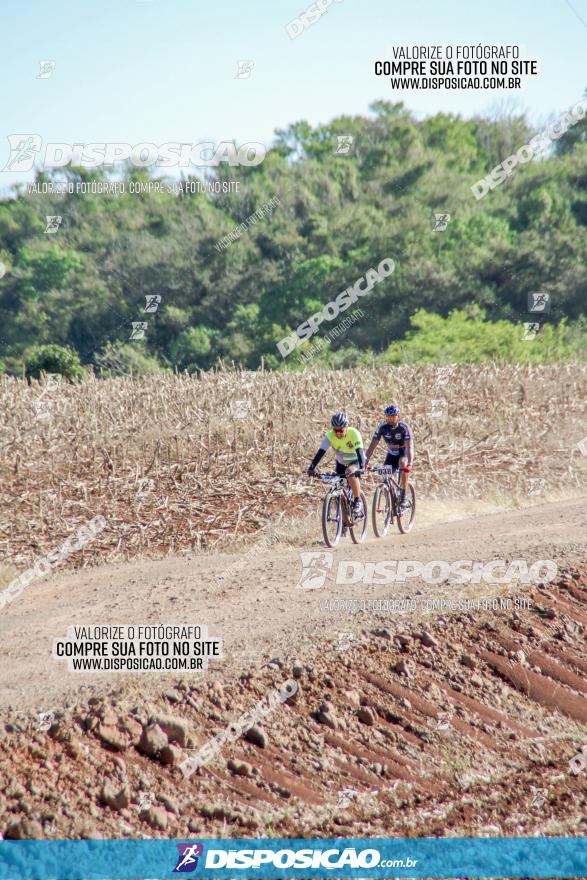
[1,496,585,713]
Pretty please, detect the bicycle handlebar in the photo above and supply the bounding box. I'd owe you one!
[309,469,364,481]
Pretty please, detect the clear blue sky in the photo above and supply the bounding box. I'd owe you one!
[1,0,585,190]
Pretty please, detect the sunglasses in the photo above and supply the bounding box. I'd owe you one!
[333,427,345,434]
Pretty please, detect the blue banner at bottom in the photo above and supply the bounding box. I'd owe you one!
[0,837,585,879]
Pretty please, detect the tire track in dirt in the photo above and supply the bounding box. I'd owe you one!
[1,501,587,838]
[1,497,585,714]
[2,563,587,837]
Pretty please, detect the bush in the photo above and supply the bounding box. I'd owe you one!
[94,341,164,376]
[383,308,587,365]
[171,326,216,372]
[25,344,84,381]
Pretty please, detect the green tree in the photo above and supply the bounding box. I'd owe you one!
[384,308,586,365]
[171,326,217,372]
[25,344,84,380]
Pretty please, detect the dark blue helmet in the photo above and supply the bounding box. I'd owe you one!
[331,412,349,428]
[384,404,400,416]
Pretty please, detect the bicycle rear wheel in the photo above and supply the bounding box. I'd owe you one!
[322,491,343,547]
[350,490,368,544]
[372,483,392,537]
[397,484,416,534]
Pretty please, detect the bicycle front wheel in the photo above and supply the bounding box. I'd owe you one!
[397,484,416,534]
[372,483,392,537]
[350,490,368,544]
[322,491,343,547]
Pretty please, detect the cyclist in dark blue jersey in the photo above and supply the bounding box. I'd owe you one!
[364,404,414,507]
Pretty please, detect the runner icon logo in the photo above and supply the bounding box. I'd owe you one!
[174,844,204,873]
[296,551,334,590]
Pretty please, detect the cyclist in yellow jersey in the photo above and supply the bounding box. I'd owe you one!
[307,412,365,515]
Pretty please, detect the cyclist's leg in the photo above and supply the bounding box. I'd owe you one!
[383,452,401,506]
[384,451,400,479]
[345,462,361,500]
[334,461,352,527]
[335,461,347,478]
[397,451,409,503]
[398,450,408,494]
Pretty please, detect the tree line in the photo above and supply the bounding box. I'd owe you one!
[0,98,586,377]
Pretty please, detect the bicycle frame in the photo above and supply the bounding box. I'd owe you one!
[373,465,403,493]
[369,464,416,536]
[313,473,353,517]
[312,470,367,546]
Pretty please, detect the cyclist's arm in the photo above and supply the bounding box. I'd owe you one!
[404,437,414,466]
[309,436,330,471]
[365,433,381,462]
[356,447,366,469]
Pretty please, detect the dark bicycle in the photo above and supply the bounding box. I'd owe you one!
[370,465,416,536]
[310,470,367,548]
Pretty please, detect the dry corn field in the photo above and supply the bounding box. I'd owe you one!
[1,364,586,572]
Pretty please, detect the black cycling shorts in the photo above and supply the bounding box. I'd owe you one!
[384,448,407,469]
[335,460,361,476]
